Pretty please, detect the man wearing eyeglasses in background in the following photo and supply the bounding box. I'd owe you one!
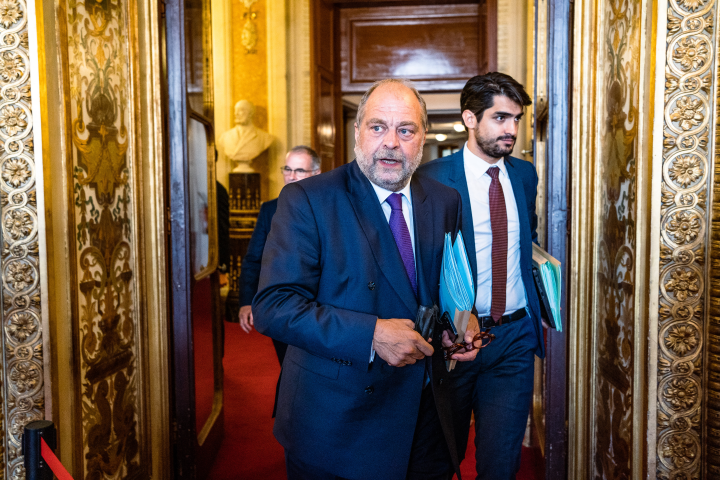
[237,145,321,367]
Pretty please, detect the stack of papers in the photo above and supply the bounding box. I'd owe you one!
[439,231,474,316]
[439,231,475,371]
[531,244,562,332]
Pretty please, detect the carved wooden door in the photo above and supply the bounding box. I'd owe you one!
[164,0,224,478]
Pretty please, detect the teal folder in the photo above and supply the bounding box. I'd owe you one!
[439,231,474,318]
[531,244,562,332]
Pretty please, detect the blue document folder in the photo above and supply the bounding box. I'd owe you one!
[439,231,474,317]
[531,244,562,332]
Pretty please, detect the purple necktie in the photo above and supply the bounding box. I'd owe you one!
[386,193,417,296]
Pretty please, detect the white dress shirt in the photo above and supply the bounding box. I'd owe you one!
[369,178,415,361]
[463,144,527,316]
[370,180,416,255]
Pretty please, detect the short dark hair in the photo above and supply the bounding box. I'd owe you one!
[287,145,321,170]
[460,72,532,121]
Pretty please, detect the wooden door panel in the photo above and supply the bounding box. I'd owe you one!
[340,5,483,93]
[316,70,337,172]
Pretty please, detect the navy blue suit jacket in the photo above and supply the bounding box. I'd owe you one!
[253,161,463,480]
[417,151,545,358]
[239,198,278,306]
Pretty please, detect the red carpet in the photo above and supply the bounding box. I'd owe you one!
[209,323,286,479]
[210,322,544,479]
[460,429,544,480]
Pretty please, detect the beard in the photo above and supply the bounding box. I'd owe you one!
[355,144,423,192]
[473,128,516,159]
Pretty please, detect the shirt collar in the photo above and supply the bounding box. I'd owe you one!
[369,177,413,207]
[463,142,507,180]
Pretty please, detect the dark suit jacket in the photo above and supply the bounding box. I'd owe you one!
[253,161,463,480]
[239,198,278,306]
[217,181,231,272]
[417,150,545,358]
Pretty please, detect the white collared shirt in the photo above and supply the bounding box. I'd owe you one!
[369,180,416,256]
[463,143,527,316]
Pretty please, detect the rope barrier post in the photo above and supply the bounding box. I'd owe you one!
[23,420,56,480]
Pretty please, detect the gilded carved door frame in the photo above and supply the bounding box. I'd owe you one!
[569,0,720,477]
[10,0,172,478]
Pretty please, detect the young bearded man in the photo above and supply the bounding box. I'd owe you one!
[418,72,545,480]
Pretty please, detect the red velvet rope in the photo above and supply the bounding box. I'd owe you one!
[41,438,75,480]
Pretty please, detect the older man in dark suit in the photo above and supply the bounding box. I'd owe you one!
[253,79,480,480]
[237,145,321,366]
[418,72,545,480]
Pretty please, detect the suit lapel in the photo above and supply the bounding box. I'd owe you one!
[447,152,478,292]
[505,157,531,244]
[411,177,433,306]
[346,162,418,316]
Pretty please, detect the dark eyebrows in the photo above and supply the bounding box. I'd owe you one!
[493,110,524,118]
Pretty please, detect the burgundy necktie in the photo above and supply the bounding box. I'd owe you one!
[386,193,417,296]
[487,167,507,323]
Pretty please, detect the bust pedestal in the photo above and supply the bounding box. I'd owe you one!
[225,172,261,322]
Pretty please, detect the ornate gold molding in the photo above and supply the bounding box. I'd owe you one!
[659,0,716,477]
[706,6,720,475]
[0,0,45,478]
[591,0,642,477]
[60,0,149,477]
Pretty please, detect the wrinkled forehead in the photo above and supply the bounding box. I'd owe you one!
[364,84,423,124]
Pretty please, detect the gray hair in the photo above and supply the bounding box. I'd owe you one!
[355,79,428,131]
[287,145,321,170]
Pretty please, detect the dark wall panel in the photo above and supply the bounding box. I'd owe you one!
[340,5,484,92]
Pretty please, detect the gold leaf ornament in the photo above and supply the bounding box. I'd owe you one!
[2,157,30,187]
[669,96,705,131]
[662,434,697,468]
[9,361,39,393]
[669,155,703,188]
[0,0,21,29]
[679,0,707,11]
[7,312,35,342]
[0,104,26,136]
[6,260,32,291]
[673,37,709,71]
[666,325,698,355]
[241,18,258,52]
[666,210,701,244]
[665,268,700,302]
[4,208,31,240]
[0,50,23,83]
[664,378,698,410]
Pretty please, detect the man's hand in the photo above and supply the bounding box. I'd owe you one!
[238,305,254,333]
[441,313,481,362]
[373,318,434,367]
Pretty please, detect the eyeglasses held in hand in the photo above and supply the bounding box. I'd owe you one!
[280,166,318,177]
[442,329,496,360]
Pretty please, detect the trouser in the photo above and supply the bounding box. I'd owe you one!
[285,384,454,480]
[452,315,537,480]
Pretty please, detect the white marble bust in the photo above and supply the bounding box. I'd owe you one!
[218,100,273,173]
